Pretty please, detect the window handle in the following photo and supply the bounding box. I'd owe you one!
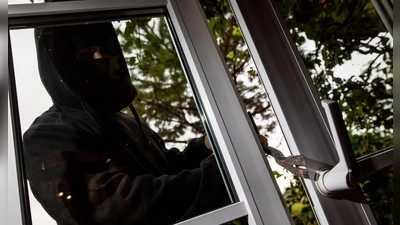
[264,146,309,179]
[248,111,309,179]
[315,100,361,196]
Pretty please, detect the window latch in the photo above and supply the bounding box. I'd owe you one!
[263,146,309,179]
[249,99,362,196]
[248,111,310,179]
[314,100,361,196]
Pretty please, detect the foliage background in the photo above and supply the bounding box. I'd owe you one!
[275,1,393,224]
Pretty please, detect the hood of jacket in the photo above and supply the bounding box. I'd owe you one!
[35,22,138,114]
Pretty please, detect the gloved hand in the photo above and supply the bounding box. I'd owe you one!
[204,134,268,150]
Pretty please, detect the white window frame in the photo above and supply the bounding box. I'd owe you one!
[227,0,392,224]
[8,0,293,224]
[9,0,391,224]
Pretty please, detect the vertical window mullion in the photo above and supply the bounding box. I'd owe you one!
[167,0,294,224]
[227,0,378,224]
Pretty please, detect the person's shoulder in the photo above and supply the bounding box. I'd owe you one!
[27,106,75,128]
[23,106,94,140]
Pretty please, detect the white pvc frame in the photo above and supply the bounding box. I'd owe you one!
[227,0,379,224]
[9,0,294,224]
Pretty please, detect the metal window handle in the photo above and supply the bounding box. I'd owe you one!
[247,111,310,179]
[315,100,361,196]
[264,146,309,179]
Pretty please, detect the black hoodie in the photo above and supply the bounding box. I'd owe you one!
[23,22,230,225]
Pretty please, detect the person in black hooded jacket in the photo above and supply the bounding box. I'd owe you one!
[23,21,270,224]
[22,22,231,225]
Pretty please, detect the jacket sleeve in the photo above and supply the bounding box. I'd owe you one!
[146,126,213,171]
[24,123,230,225]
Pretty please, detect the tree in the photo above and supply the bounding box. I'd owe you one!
[115,0,276,147]
[275,0,393,224]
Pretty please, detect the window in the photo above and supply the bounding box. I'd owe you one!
[273,1,393,223]
[10,17,235,223]
[9,0,291,224]
[228,0,392,224]
[10,0,391,224]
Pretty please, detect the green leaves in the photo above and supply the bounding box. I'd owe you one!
[116,17,204,143]
[232,25,242,37]
[227,51,235,59]
[115,0,276,145]
[275,173,318,225]
[275,0,393,224]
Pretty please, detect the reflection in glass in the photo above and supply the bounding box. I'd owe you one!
[275,1,393,224]
[275,0,393,156]
[11,17,232,224]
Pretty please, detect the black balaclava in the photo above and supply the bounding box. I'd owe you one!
[36,22,138,113]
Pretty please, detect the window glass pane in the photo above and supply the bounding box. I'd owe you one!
[274,0,393,224]
[199,1,306,221]
[275,0,393,157]
[10,16,233,224]
[200,0,301,205]
[200,0,292,190]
